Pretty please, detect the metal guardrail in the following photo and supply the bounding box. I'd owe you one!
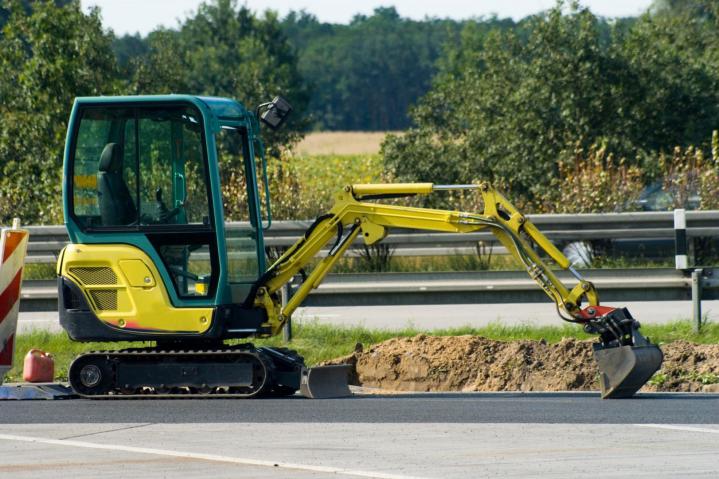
[19,268,718,312]
[18,212,719,315]
[20,210,719,264]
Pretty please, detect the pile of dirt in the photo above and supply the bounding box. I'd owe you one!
[648,340,719,392]
[328,335,719,393]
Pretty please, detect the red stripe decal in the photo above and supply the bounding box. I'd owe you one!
[0,333,13,366]
[3,231,26,262]
[0,269,22,324]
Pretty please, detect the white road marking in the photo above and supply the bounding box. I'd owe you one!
[635,424,719,434]
[0,433,429,479]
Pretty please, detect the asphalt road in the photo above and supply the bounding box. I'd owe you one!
[9,302,719,477]
[1,393,718,479]
[1,392,718,424]
[16,299,719,334]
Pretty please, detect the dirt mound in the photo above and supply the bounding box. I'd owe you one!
[646,340,719,392]
[328,335,719,393]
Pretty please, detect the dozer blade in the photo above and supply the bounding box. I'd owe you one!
[594,343,664,399]
[299,365,352,399]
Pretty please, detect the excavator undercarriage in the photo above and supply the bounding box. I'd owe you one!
[68,345,351,399]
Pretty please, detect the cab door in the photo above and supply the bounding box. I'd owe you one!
[68,102,219,306]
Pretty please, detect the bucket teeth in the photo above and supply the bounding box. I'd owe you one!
[299,365,352,399]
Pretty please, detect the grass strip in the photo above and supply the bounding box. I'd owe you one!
[3,320,717,382]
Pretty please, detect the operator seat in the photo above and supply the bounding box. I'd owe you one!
[97,142,137,226]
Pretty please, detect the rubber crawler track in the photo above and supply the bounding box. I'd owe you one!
[68,346,297,399]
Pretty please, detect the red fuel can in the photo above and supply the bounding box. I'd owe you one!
[23,349,54,383]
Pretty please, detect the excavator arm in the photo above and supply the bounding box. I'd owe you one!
[256,182,598,328]
[251,182,663,399]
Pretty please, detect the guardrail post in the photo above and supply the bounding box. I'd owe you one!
[674,209,688,270]
[281,283,292,342]
[691,269,703,333]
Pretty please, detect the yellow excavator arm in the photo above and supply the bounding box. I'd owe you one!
[251,181,663,399]
[253,182,600,336]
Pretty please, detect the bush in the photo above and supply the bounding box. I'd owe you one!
[224,153,385,222]
[0,1,118,225]
[657,131,719,210]
[548,143,644,213]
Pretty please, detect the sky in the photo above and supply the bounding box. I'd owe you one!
[82,0,655,36]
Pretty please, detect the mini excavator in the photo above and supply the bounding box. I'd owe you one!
[58,95,663,399]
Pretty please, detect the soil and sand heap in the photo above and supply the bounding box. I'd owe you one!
[329,335,719,393]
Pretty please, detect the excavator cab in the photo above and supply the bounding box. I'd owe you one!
[58,95,351,398]
[61,96,271,340]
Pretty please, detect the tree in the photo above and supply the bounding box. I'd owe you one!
[0,0,118,224]
[112,33,149,72]
[283,8,468,131]
[384,5,632,207]
[650,0,719,20]
[618,2,719,158]
[383,2,719,210]
[0,0,72,32]
[129,0,308,151]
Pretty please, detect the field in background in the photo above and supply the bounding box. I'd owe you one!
[268,152,386,221]
[294,131,400,156]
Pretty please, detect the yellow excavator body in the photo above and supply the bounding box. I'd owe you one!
[57,95,662,399]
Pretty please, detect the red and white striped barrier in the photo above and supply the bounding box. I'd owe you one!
[0,219,29,384]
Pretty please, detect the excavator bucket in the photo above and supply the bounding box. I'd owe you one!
[299,365,352,399]
[594,343,664,399]
[588,308,664,399]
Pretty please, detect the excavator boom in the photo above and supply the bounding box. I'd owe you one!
[252,182,663,398]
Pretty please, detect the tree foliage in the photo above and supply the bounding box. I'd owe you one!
[0,0,117,224]
[128,0,308,150]
[619,2,719,153]
[384,6,628,206]
[282,8,469,131]
[0,0,71,30]
[383,2,719,210]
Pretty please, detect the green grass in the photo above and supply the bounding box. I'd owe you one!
[331,253,519,273]
[22,263,56,280]
[648,370,719,387]
[590,256,673,269]
[4,320,718,383]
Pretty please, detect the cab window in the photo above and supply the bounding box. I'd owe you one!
[72,106,210,228]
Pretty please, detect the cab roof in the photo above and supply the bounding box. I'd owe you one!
[73,94,250,122]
